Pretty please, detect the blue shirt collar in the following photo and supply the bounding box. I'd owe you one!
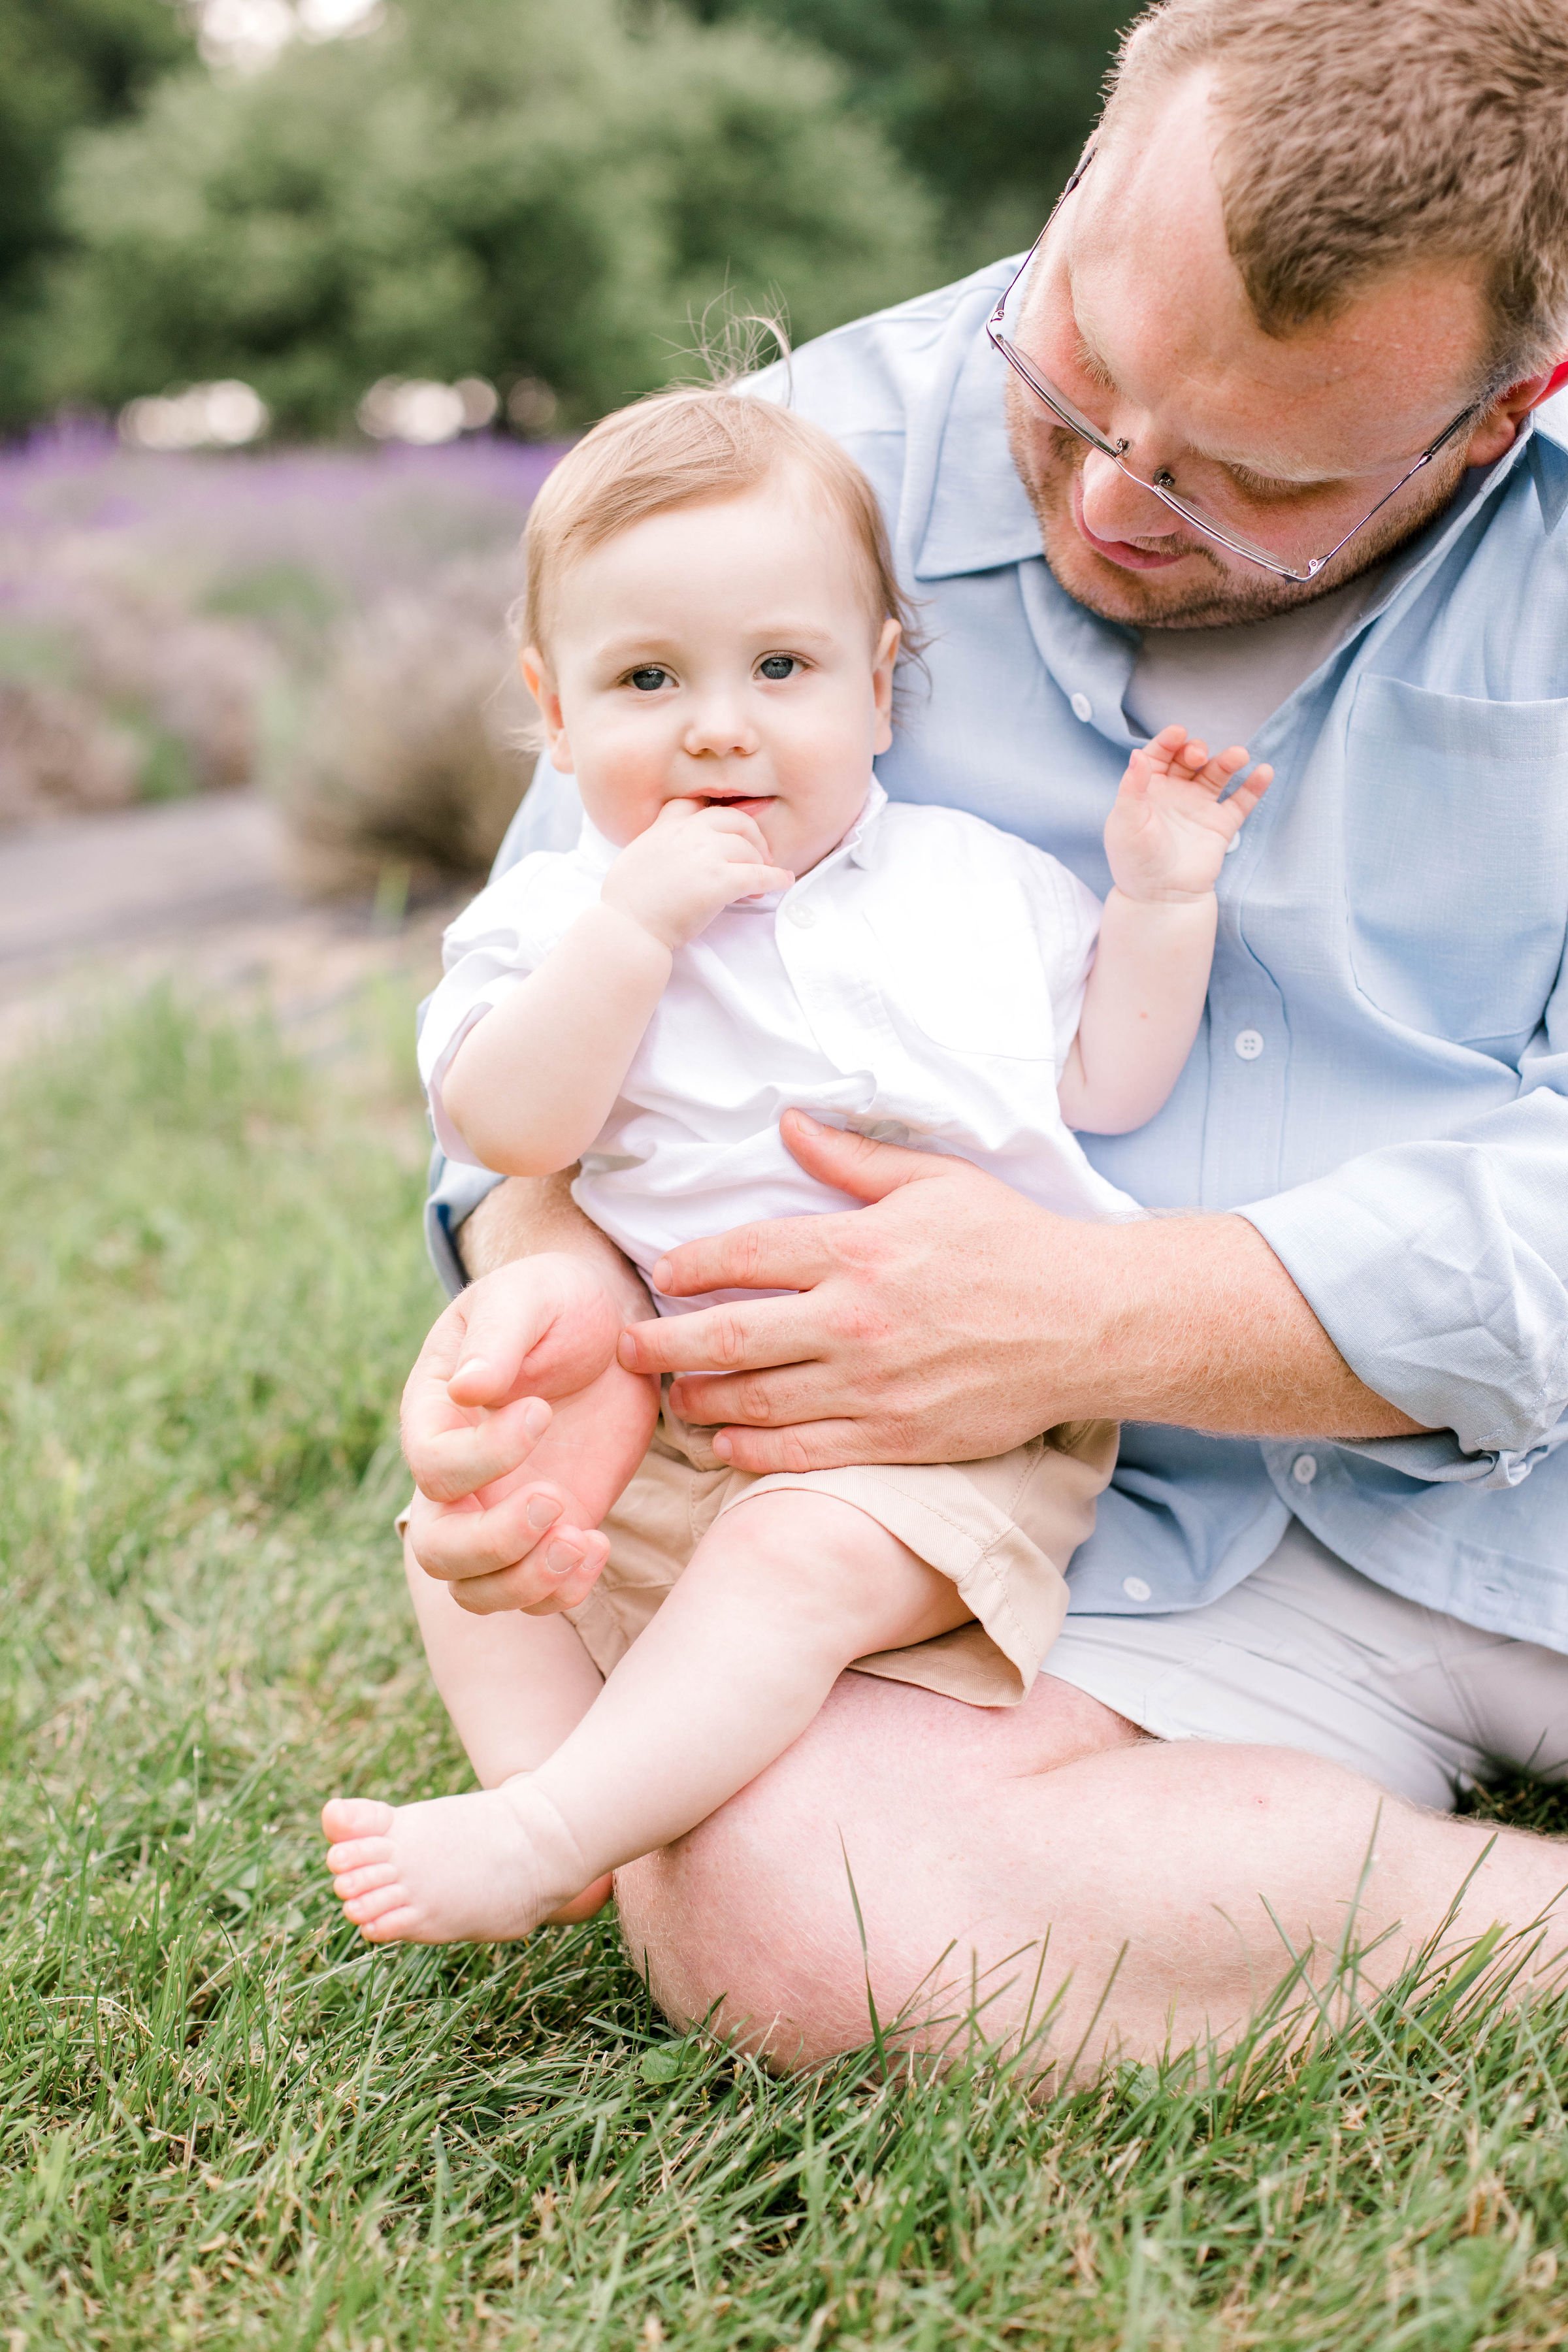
[909,292,1552,747]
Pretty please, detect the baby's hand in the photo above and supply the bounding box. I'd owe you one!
[602,798,794,949]
[1105,723,1273,904]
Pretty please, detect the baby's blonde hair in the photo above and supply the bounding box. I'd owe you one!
[521,387,921,659]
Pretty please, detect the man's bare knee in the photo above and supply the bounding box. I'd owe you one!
[612,1667,1140,2067]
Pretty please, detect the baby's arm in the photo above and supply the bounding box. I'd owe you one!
[1058,724,1271,1135]
[441,799,792,1177]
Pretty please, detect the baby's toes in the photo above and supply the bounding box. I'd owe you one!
[342,1878,414,1930]
[322,1795,395,1845]
[324,1829,395,1878]
[331,1855,398,1903]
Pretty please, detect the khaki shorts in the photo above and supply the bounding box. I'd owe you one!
[1047,1516,1568,1810]
[572,1399,1118,1708]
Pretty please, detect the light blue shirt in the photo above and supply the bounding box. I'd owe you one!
[426,259,1568,1651]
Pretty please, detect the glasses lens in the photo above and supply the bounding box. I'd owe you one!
[994,321,1325,576]
[991,257,1339,579]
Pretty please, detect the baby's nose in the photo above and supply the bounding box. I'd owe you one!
[683,702,757,755]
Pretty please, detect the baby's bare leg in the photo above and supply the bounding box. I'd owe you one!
[348,1533,614,1922]
[402,1532,603,1784]
[324,1492,968,1945]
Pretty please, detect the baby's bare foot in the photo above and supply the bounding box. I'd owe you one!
[321,1783,593,1945]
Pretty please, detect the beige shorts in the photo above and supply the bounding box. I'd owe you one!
[570,1400,1118,1708]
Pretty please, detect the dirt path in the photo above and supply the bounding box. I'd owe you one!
[0,791,459,1064]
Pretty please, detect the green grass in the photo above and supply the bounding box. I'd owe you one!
[5,989,1568,2349]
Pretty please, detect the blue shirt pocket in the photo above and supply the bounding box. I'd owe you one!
[1344,674,1568,1053]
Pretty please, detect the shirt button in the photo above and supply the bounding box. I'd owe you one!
[1224,832,1240,855]
[1233,1028,1265,1060]
[1292,1454,1318,1486]
[1070,691,1093,722]
[785,900,816,928]
[1122,1575,1152,1601]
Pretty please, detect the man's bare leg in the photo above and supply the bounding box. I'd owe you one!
[615,1670,1568,2082]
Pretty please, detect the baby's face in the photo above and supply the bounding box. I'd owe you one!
[525,475,898,877]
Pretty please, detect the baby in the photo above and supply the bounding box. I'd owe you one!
[321,389,1269,1945]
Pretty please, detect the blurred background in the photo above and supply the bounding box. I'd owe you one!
[0,0,1139,960]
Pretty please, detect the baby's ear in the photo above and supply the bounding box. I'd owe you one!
[872,617,900,751]
[520,647,573,771]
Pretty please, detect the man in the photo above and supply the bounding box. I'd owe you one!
[403,0,1568,2072]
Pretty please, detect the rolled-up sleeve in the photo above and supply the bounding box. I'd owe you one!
[1241,1037,1568,1480]
[423,1145,501,1298]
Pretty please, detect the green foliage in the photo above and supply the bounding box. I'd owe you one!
[0,0,194,428]
[682,0,1144,264]
[41,0,940,435]
[6,984,1568,2345]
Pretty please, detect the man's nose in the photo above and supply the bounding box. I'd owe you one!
[1077,446,1185,546]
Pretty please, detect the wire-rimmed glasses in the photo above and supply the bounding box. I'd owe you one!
[987,150,1478,583]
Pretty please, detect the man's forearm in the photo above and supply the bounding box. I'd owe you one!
[1092,1212,1424,1441]
[457,1173,653,1320]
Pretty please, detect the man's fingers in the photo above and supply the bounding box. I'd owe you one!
[708,1418,871,1475]
[446,1277,563,1405]
[406,1477,574,1581]
[619,1292,821,1378]
[779,1111,953,1205]
[451,1527,610,1618]
[644,1211,844,1307]
[667,1359,832,1429]
[405,1394,551,1504]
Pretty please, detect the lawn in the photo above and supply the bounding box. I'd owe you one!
[5,986,1568,2349]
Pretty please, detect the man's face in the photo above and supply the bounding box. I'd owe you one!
[1006,72,1503,629]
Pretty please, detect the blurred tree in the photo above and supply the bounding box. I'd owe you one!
[679,0,1142,264]
[40,0,940,436]
[0,0,195,426]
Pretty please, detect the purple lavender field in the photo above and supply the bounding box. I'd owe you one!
[0,428,563,885]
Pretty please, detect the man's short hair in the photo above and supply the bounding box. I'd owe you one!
[1107,0,1568,394]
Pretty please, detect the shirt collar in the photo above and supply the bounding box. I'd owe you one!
[572,777,888,900]
[909,287,1552,744]
[914,278,1043,582]
[575,814,623,876]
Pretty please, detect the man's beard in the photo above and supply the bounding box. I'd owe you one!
[1004,382,1471,631]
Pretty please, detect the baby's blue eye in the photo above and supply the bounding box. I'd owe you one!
[758,655,796,681]
[629,666,669,691]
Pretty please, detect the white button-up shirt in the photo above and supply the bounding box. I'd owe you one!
[418,782,1135,1313]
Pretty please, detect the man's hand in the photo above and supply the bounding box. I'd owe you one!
[602,798,794,950]
[402,1252,659,1615]
[613,1111,1422,1470]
